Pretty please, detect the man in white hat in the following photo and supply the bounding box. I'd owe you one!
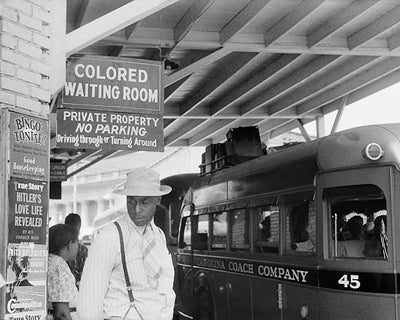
[78,168,175,320]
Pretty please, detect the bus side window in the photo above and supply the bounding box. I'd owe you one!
[326,184,388,259]
[193,214,209,250]
[211,211,227,250]
[285,200,316,254]
[170,202,181,238]
[179,216,191,249]
[254,205,279,254]
[154,204,168,234]
[230,209,250,251]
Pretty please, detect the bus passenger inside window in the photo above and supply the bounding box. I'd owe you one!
[336,215,365,257]
[327,184,388,259]
[255,205,279,253]
[286,201,316,253]
[260,215,271,241]
[364,214,388,258]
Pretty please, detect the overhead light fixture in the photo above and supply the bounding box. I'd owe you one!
[158,47,179,70]
[164,59,179,70]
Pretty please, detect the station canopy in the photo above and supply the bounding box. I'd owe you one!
[52,0,400,177]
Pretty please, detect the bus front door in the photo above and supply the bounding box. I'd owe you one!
[317,168,396,320]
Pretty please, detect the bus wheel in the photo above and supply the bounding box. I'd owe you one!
[195,289,214,320]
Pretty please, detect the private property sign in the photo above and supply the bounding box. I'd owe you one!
[62,56,163,113]
[56,109,164,151]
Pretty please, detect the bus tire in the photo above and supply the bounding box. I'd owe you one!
[194,289,214,320]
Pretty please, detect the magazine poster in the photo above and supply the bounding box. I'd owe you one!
[9,111,49,181]
[5,243,47,320]
[8,177,48,244]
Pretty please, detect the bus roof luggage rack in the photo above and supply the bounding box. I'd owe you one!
[199,126,264,175]
[200,143,226,175]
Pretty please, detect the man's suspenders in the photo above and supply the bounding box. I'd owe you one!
[114,221,144,320]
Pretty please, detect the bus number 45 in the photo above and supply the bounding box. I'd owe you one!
[338,274,361,289]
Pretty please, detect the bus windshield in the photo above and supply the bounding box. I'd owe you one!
[325,184,388,259]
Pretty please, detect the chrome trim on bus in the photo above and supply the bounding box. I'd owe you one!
[178,310,193,319]
[176,262,193,268]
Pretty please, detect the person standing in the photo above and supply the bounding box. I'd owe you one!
[47,224,80,320]
[78,168,175,320]
[64,213,88,288]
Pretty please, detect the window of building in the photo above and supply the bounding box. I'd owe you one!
[212,211,227,250]
[193,214,209,250]
[325,185,388,259]
[285,200,316,254]
[231,209,250,251]
[255,205,279,253]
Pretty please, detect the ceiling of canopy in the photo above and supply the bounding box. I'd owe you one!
[54,0,400,176]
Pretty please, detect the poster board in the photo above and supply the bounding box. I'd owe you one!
[0,109,49,320]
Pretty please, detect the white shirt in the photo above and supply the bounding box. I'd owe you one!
[337,239,366,257]
[77,215,175,320]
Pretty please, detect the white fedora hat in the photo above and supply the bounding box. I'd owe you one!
[113,168,172,196]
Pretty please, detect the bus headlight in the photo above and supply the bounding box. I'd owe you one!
[362,142,384,161]
[300,304,309,319]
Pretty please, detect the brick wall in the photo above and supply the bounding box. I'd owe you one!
[0,0,51,114]
[231,209,249,248]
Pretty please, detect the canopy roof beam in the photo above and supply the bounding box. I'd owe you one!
[174,0,216,45]
[221,0,274,44]
[330,95,347,134]
[65,0,183,56]
[296,119,311,142]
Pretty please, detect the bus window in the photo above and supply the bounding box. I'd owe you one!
[169,202,181,238]
[211,211,227,250]
[230,209,250,251]
[285,200,316,254]
[325,184,388,259]
[154,204,168,233]
[255,205,279,253]
[179,216,191,249]
[193,214,209,250]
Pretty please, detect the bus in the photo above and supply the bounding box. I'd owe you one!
[175,124,400,320]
